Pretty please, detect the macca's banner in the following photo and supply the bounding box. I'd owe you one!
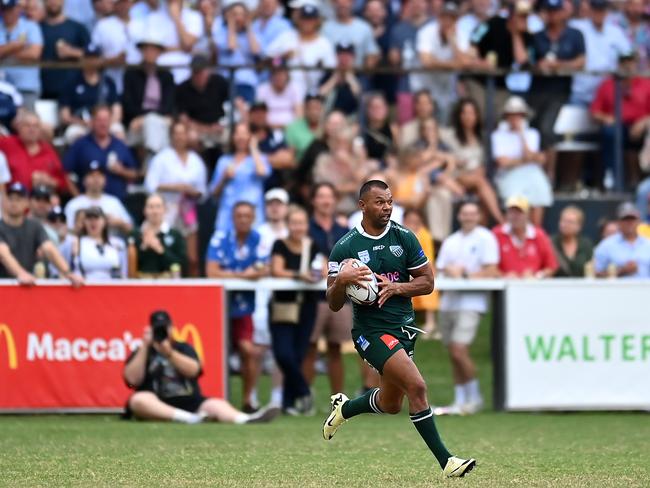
[0,284,225,411]
[506,281,650,410]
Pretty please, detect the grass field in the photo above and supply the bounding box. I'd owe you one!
[2,317,649,487]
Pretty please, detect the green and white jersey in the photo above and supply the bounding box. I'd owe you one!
[328,220,429,333]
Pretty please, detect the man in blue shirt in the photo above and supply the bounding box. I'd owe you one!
[252,0,291,48]
[63,104,137,200]
[594,202,650,278]
[0,0,43,110]
[205,201,268,412]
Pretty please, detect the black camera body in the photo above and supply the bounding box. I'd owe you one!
[150,310,171,343]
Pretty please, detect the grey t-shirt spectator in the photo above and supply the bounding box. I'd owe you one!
[322,18,379,67]
[0,217,49,277]
[531,26,585,95]
[389,20,419,93]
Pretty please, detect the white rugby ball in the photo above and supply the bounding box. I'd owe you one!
[343,259,379,306]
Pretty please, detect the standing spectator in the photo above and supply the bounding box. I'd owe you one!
[176,54,229,150]
[362,93,398,168]
[611,0,650,73]
[0,182,84,285]
[0,0,43,110]
[363,0,395,102]
[491,96,553,226]
[210,122,271,233]
[529,0,585,179]
[64,0,96,31]
[435,201,499,415]
[64,160,133,233]
[206,201,267,412]
[570,0,631,106]
[64,105,138,200]
[59,43,123,145]
[456,0,492,53]
[0,111,68,194]
[70,206,127,280]
[388,0,431,124]
[212,0,261,104]
[144,121,207,277]
[24,0,45,23]
[270,205,321,415]
[128,193,187,278]
[594,202,650,278]
[28,184,58,242]
[122,35,175,153]
[252,0,291,48]
[414,2,468,123]
[303,182,351,397]
[256,61,304,128]
[40,0,90,100]
[552,205,593,277]
[467,0,534,118]
[91,0,143,94]
[318,42,362,117]
[265,4,336,98]
[285,93,324,162]
[322,0,379,69]
[493,195,558,278]
[441,98,504,224]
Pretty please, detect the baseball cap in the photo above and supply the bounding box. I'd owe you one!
[190,53,211,71]
[31,184,52,199]
[84,43,102,57]
[7,181,28,197]
[150,310,172,327]
[87,160,104,174]
[265,188,289,204]
[47,206,66,223]
[336,42,355,54]
[540,0,563,11]
[440,1,460,16]
[299,4,320,18]
[589,0,608,10]
[512,0,533,14]
[619,50,638,62]
[617,202,640,220]
[506,195,530,213]
[0,0,18,9]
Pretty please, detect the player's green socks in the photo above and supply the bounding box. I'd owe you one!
[341,387,382,419]
[410,407,452,469]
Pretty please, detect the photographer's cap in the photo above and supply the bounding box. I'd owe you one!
[150,310,172,327]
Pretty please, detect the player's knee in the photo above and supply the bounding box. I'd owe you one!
[406,378,428,403]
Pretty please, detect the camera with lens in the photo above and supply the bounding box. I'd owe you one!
[150,310,171,343]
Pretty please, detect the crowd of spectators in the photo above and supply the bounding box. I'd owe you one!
[1,0,650,414]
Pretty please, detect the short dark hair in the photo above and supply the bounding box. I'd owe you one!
[311,181,338,201]
[457,199,480,212]
[359,179,389,200]
[233,201,256,214]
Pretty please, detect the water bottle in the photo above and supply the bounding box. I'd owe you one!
[603,169,614,191]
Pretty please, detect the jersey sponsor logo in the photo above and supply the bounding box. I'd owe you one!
[389,245,404,257]
[372,245,385,251]
[357,250,370,264]
[378,271,400,282]
[328,261,340,275]
[356,335,370,351]
[380,334,399,350]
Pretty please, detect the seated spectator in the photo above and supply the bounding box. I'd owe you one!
[206,201,267,412]
[124,309,279,424]
[594,202,650,278]
[122,35,175,153]
[0,0,43,110]
[212,0,260,104]
[70,206,127,280]
[322,0,379,69]
[590,52,650,189]
[441,98,504,224]
[24,0,45,23]
[400,90,436,149]
[210,122,271,233]
[252,0,291,48]
[598,217,619,242]
[285,93,324,164]
[144,121,206,276]
[0,111,68,194]
[64,105,138,200]
[491,96,553,226]
[638,176,650,223]
[0,182,84,285]
[362,93,398,169]
[266,4,336,97]
[28,184,58,243]
[434,201,499,416]
[270,204,321,415]
[638,194,650,240]
[493,195,558,278]
[551,205,594,277]
[39,0,90,100]
[176,54,229,150]
[64,160,133,234]
[416,118,465,197]
[610,0,649,73]
[0,79,21,130]
[318,42,362,118]
[393,146,440,215]
[128,193,187,278]
[248,102,296,190]
[256,61,303,129]
[59,43,123,145]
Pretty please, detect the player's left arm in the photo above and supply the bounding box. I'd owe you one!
[375,264,434,308]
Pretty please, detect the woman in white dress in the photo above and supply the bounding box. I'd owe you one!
[145,121,207,276]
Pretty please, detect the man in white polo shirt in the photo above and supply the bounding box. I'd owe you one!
[434,201,499,416]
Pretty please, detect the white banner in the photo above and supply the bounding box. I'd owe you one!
[505,281,650,410]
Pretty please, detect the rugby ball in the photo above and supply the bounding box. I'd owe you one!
[343,259,379,306]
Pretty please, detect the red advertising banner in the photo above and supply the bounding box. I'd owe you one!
[0,283,226,411]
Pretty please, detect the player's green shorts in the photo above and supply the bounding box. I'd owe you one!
[352,327,416,374]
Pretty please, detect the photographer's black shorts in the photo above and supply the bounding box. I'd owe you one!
[123,393,207,418]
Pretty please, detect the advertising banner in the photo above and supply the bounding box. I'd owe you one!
[505,281,650,410]
[0,284,225,411]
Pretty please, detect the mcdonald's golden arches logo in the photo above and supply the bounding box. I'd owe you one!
[0,324,18,370]
[171,324,204,361]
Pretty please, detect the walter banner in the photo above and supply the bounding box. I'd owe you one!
[505,281,650,410]
[0,283,226,412]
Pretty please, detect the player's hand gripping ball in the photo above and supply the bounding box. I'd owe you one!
[341,259,379,305]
